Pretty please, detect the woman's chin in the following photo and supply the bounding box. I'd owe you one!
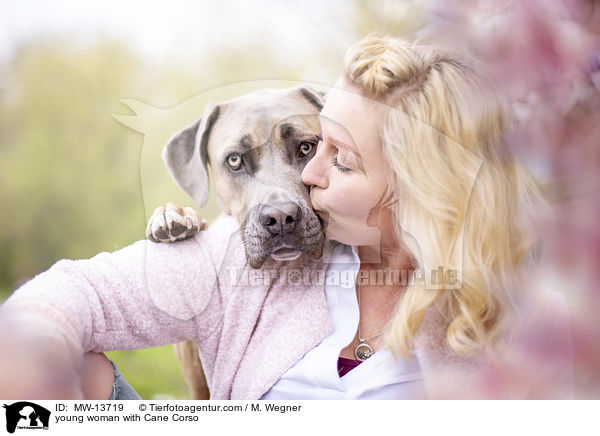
[325,225,381,247]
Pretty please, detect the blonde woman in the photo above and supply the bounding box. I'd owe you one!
[0,36,572,399]
[301,36,572,398]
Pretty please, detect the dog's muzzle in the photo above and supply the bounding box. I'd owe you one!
[259,202,303,261]
[242,201,324,268]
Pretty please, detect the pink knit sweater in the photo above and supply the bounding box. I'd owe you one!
[0,215,574,399]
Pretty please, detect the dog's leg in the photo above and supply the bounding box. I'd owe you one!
[173,341,210,400]
[146,203,209,399]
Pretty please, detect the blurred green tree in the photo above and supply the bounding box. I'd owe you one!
[0,40,146,291]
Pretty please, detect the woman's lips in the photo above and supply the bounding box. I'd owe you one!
[310,193,329,225]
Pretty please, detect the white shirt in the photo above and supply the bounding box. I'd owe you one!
[261,243,426,399]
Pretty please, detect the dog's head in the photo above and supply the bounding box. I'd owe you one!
[163,85,325,268]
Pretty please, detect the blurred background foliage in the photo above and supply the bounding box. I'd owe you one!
[0,0,423,399]
[0,41,145,291]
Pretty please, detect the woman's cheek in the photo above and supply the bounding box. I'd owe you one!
[321,174,378,222]
[327,191,376,231]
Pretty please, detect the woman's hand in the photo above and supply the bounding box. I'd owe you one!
[0,334,84,400]
[146,202,207,243]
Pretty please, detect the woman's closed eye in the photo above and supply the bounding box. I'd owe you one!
[317,135,353,173]
[331,155,351,173]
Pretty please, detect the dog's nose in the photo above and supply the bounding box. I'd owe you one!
[259,202,302,236]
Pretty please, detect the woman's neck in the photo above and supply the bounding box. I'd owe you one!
[357,243,414,273]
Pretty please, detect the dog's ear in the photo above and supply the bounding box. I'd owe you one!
[162,102,220,207]
[295,84,326,111]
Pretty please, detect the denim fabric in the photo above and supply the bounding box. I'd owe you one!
[108,359,142,400]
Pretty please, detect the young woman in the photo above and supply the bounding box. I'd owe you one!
[0,36,572,400]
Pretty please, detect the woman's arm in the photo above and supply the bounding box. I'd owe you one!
[0,215,240,397]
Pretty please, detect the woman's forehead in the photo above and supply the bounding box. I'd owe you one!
[320,86,387,159]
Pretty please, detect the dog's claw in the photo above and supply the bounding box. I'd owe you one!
[146,203,206,243]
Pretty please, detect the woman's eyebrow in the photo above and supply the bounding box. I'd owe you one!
[326,135,358,157]
[325,135,366,174]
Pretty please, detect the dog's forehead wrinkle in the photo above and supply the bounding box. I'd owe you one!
[239,134,253,149]
[216,107,318,154]
[275,116,322,139]
[232,102,317,130]
[279,123,297,140]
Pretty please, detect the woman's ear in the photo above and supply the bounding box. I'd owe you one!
[162,102,220,208]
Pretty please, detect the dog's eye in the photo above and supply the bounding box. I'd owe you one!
[226,153,244,171]
[298,142,314,157]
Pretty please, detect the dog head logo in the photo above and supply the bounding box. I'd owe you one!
[2,402,50,433]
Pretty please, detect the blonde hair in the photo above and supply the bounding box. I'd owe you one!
[344,35,545,359]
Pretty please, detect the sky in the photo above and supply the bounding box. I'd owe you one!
[0,0,359,66]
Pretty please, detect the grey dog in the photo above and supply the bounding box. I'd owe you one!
[145,85,326,399]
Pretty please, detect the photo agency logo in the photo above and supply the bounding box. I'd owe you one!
[227,265,460,289]
[2,402,50,434]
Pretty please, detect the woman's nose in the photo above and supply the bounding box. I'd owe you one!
[301,145,328,188]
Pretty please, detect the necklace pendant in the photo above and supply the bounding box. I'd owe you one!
[354,341,373,361]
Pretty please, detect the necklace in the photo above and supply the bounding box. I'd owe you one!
[354,281,384,361]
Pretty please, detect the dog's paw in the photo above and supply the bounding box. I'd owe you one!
[146,202,207,243]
